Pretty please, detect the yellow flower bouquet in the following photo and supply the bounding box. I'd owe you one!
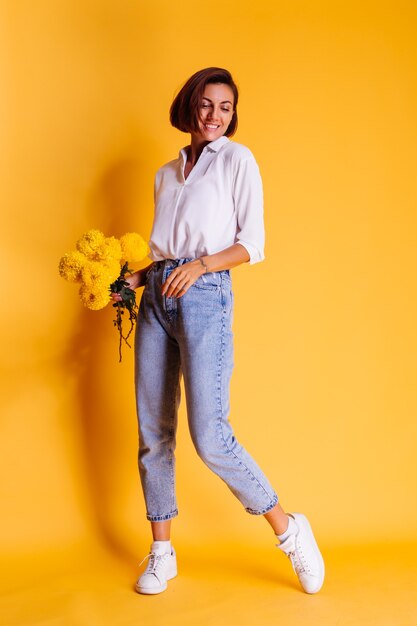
[58,229,148,362]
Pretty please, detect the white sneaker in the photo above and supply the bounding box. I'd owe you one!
[276,513,325,594]
[135,542,177,595]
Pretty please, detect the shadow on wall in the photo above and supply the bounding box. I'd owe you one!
[61,153,152,562]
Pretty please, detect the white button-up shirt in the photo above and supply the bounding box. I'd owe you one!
[148,135,265,265]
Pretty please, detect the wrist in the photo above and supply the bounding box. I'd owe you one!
[197,256,208,274]
[137,268,147,287]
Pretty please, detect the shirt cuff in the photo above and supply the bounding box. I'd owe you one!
[236,240,265,265]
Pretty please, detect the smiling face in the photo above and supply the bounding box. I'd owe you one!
[192,82,235,144]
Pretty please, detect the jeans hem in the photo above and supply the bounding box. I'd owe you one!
[245,493,279,515]
[146,509,178,522]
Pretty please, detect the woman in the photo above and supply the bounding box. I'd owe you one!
[112,67,325,595]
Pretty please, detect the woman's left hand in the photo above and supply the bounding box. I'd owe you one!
[161,259,205,298]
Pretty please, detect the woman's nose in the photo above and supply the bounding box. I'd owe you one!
[207,107,220,120]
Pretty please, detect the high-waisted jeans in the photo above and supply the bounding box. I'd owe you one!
[134,257,279,522]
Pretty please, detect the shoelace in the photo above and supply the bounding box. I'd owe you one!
[275,541,310,576]
[138,550,171,582]
[287,549,308,575]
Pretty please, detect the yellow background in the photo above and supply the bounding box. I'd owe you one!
[1,1,416,624]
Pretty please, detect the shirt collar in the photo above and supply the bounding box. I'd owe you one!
[205,135,230,152]
[179,135,230,160]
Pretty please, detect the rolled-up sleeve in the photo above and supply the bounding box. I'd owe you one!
[232,156,265,264]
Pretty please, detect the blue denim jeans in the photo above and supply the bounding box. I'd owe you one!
[134,257,279,522]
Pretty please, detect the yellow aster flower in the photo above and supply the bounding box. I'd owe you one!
[79,284,110,311]
[58,250,87,282]
[94,236,122,263]
[120,232,148,262]
[82,259,121,289]
[81,261,107,289]
[104,258,122,284]
[76,229,105,259]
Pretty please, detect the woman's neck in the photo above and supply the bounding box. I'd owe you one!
[187,136,209,166]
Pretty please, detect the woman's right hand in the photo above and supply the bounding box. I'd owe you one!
[110,267,147,303]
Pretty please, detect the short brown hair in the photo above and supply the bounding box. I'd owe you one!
[170,67,239,137]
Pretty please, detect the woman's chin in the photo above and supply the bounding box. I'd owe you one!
[202,130,223,142]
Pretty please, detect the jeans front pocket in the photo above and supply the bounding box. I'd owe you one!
[191,272,221,291]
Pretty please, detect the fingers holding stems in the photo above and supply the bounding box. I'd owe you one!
[110,269,144,303]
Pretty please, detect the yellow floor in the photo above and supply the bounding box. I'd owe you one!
[2,539,416,626]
